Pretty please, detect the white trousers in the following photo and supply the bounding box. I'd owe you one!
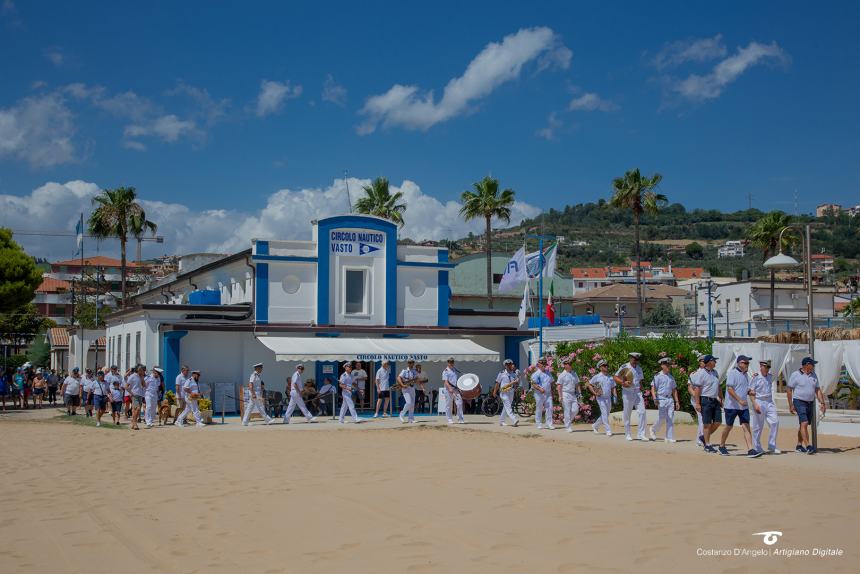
[284,390,313,422]
[446,389,464,422]
[534,390,553,427]
[561,393,579,429]
[691,398,703,437]
[593,396,612,432]
[652,398,675,440]
[400,387,415,422]
[242,396,272,424]
[339,391,358,422]
[622,391,646,438]
[499,391,518,424]
[751,399,779,451]
[178,398,203,424]
[144,394,158,425]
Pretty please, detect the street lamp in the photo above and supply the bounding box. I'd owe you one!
[763,224,817,449]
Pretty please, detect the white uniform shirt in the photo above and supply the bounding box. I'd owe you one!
[247,371,263,398]
[495,369,519,394]
[183,378,199,399]
[126,373,145,397]
[787,370,819,402]
[530,369,554,393]
[615,362,644,392]
[63,376,81,395]
[290,371,303,393]
[590,372,615,398]
[557,370,580,396]
[749,372,774,401]
[375,367,390,391]
[724,368,750,410]
[144,375,160,397]
[690,367,720,399]
[175,374,187,399]
[651,372,676,400]
[442,367,459,392]
[339,372,355,395]
[398,368,417,386]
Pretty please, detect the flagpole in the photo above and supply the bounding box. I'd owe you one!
[79,213,84,371]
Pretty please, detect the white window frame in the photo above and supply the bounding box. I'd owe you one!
[342,266,372,317]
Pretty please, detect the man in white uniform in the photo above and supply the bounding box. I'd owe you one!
[174,365,189,421]
[787,357,826,455]
[494,359,519,427]
[530,357,555,430]
[283,364,316,424]
[373,360,391,418]
[442,357,464,424]
[614,352,646,441]
[687,355,706,446]
[143,367,162,428]
[749,359,780,455]
[587,360,614,436]
[125,364,146,431]
[720,355,761,458]
[243,362,273,426]
[339,363,360,423]
[176,369,205,427]
[398,359,418,423]
[556,357,582,433]
[649,358,680,442]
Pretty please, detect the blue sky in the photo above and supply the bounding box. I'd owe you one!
[1,1,859,259]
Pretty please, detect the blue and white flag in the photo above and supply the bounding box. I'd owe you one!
[498,246,526,294]
[525,243,557,279]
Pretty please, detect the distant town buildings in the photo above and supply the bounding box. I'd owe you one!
[811,253,835,275]
[570,262,705,293]
[816,203,859,217]
[717,240,745,258]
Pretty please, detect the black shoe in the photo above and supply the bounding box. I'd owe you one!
[718,446,730,456]
[806,446,816,455]
[795,444,807,453]
[747,449,763,458]
[704,445,716,453]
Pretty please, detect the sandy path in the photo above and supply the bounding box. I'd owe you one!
[1,413,857,574]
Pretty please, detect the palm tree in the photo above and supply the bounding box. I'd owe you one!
[354,177,406,227]
[88,187,157,308]
[609,169,665,327]
[459,176,515,309]
[746,211,799,323]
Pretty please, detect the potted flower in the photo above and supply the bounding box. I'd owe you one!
[197,398,213,424]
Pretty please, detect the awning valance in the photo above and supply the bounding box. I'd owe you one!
[257,336,499,363]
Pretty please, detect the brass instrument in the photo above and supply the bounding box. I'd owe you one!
[617,367,635,388]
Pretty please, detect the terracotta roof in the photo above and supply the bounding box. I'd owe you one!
[51,255,147,268]
[36,277,71,293]
[671,267,705,280]
[570,267,608,279]
[572,283,688,301]
[48,327,69,346]
[811,254,833,260]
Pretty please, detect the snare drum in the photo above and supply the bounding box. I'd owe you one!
[456,373,481,400]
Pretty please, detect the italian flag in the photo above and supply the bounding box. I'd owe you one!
[546,280,556,326]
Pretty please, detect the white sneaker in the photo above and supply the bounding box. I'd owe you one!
[353,419,361,424]
[283,419,290,424]
[372,413,378,418]
[96,422,101,427]
[145,423,152,428]
[638,436,648,441]
[457,419,465,424]
[339,420,345,424]
[666,438,676,443]
[399,415,406,423]
[606,431,613,437]
[649,428,656,440]
[546,425,555,430]
[771,448,782,454]
[447,419,454,424]
[195,423,205,428]
[536,424,543,430]
[625,435,633,441]
[500,422,507,426]
[382,413,390,417]
[309,417,317,423]
[593,426,601,434]
[566,427,573,433]
[513,419,519,427]
[242,422,249,427]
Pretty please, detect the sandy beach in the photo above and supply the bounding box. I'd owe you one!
[1,410,857,574]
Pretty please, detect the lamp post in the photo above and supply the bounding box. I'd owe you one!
[763,223,817,449]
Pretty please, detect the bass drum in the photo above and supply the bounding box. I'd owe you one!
[456,373,481,400]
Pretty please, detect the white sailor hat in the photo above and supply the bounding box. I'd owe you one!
[628,352,642,359]
[658,357,672,365]
[342,362,352,368]
[253,362,264,368]
[191,369,200,374]
[596,359,608,368]
[503,358,514,365]
[446,356,455,362]
[153,367,164,374]
[561,357,571,365]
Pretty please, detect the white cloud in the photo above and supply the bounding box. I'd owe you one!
[255,80,302,117]
[124,114,196,142]
[357,27,571,134]
[567,92,618,112]
[0,93,76,168]
[672,41,788,101]
[536,112,562,141]
[321,74,347,106]
[2,178,541,260]
[652,35,726,70]
[44,47,65,66]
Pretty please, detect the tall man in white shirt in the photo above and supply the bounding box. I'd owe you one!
[556,357,582,433]
[649,358,680,442]
[749,359,779,454]
[339,362,360,423]
[494,359,520,427]
[531,357,555,430]
[143,367,163,429]
[720,355,761,458]
[174,365,189,422]
[283,364,315,424]
[398,359,418,423]
[787,357,826,455]
[61,367,83,416]
[614,352,646,441]
[176,369,205,427]
[442,357,464,424]
[125,364,146,431]
[352,362,368,407]
[373,360,391,418]
[691,355,722,453]
[242,362,273,426]
[587,360,615,436]
[687,355,706,446]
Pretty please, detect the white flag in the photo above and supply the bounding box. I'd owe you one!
[525,243,557,279]
[498,246,526,293]
[518,280,530,327]
[543,243,557,278]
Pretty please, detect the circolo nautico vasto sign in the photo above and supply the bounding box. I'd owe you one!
[330,230,385,256]
[356,354,429,361]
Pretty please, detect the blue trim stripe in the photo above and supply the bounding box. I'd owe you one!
[437,270,449,327]
[256,262,269,324]
[252,254,317,262]
[398,261,455,269]
[256,240,269,255]
[438,249,449,263]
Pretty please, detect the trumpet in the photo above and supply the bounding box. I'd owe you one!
[500,383,515,393]
[617,367,635,388]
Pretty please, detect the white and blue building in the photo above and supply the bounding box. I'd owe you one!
[103,215,532,411]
